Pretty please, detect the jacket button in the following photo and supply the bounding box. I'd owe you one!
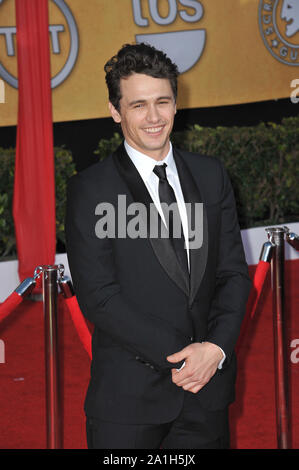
[135,356,140,360]
[190,336,193,342]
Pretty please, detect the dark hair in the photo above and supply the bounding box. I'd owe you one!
[104,43,179,111]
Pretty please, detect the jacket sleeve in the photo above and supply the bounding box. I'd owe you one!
[205,160,252,367]
[65,172,189,372]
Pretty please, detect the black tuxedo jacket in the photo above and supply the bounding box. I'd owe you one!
[65,143,252,424]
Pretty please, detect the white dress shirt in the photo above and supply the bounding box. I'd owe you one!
[124,140,226,370]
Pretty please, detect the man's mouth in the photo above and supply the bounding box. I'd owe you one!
[143,126,164,134]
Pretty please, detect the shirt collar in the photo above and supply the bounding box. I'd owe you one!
[124,140,177,183]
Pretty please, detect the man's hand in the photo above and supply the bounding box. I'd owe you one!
[166,342,223,394]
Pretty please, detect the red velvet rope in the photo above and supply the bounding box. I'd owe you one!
[236,259,271,353]
[247,260,271,320]
[61,295,92,359]
[0,292,23,324]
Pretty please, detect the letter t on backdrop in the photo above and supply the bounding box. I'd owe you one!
[13,0,56,281]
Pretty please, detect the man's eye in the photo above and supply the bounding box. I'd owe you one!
[134,104,144,108]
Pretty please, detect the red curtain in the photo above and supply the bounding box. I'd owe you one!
[13,0,55,281]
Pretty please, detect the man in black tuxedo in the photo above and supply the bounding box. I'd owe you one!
[65,43,252,449]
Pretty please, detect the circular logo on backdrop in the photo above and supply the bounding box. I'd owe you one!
[259,0,299,66]
[132,0,206,74]
[0,0,79,88]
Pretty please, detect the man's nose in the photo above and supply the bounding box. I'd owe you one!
[146,104,160,123]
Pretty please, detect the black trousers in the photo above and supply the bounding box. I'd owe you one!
[86,393,230,449]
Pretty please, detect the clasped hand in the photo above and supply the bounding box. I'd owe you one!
[166,342,223,394]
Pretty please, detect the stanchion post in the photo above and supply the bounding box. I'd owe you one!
[42,265,62,449]
[285,227,299,252]
[266,227,290,449]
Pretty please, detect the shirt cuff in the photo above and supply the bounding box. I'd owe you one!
[216,346,226,369]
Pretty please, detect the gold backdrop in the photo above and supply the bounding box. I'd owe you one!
[0,0,298,126]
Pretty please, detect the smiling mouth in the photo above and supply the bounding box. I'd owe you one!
[143,126,164,134]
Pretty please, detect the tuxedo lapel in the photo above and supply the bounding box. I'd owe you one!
[113,143,190,297]
[173,148,208,306]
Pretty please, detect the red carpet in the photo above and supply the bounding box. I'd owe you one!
[0,260,298,449]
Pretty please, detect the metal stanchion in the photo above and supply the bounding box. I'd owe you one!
[40,264,63,449]
[59,275,74,298]
[266,227,290,449]
[259,239,274,263]
[285,227,299,252]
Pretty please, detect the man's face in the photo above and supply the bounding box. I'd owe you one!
[109,73,177,161]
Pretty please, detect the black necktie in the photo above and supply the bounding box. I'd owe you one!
[153,163,189,276]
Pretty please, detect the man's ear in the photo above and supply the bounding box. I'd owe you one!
[109,102,121,123]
